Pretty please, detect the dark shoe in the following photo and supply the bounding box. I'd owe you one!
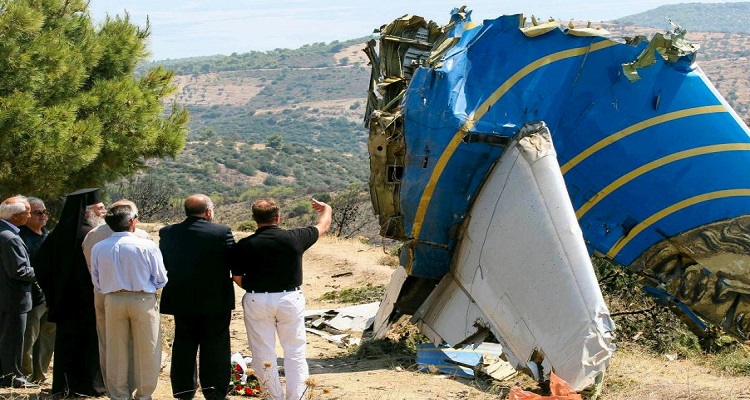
[201,387,230,400]
[12,377,40,389]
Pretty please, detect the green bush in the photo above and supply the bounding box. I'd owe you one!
[593,258,702,356]
[710,345,750,375]
[237,220,257,232]
[319,283,385,304]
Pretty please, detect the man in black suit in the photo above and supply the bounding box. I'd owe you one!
[159,194,235,400]
[0,195,39,389]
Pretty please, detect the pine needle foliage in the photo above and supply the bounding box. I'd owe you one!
[0,0,188,198]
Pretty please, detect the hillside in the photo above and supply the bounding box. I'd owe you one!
[605,2,750,117]
[38,5,748,398]
[132,4,750,222]
[613,2,750,33]
[140,40,372,204]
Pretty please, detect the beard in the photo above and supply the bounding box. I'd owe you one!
[85,213,105,228]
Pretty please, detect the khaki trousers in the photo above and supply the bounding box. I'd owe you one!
[21,303,55,382]
[104,292,161,400]
[95,291,136,393]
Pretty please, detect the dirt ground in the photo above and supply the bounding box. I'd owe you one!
[3,235,750,400]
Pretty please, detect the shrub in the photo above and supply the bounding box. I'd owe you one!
[377,254,399,267]
[237,220,257,232]
[593,257,702,356]
[709,345,750,375]
[319,283,385,304]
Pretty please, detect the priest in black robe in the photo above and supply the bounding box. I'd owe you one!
[35,188,107,397]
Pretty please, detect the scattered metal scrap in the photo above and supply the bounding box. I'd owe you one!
[307,301,519,384]
[305,302,380,346]
[416,342,517,381]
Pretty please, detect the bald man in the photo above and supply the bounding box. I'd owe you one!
[159,194,235,400]
[82,199,151,396]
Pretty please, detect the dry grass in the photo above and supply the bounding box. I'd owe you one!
[377,254,399,267]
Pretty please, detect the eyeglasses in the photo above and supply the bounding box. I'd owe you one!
[31,210,49,217]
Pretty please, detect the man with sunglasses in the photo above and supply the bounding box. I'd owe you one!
[18,197,55,383]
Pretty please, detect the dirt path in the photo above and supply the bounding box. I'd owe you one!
[227,237,505,400]
[222,237,750,400]
[3,236,750,399]
[227,236,750,400]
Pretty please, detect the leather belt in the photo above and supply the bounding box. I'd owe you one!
[248,286,301,294]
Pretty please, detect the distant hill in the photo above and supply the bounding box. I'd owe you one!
[613,2,750,33]
[131,4,750,228]
[600,9,750,118]
[144,37,370,76]
[139,38,372,208]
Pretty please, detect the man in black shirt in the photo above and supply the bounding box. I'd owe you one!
[230,198,331,400]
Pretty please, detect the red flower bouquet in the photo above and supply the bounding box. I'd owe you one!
[230,361,263,397]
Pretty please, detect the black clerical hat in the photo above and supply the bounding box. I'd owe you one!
[67,188,102,205]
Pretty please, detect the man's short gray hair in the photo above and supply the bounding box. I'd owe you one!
[0,195,29,220]
[27,197,44,207]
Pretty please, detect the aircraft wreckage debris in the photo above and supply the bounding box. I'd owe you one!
[365,6,750,394]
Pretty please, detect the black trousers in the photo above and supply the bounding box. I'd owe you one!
[170,312,232,400]
[51,312,105,396]
[0,311,27,384]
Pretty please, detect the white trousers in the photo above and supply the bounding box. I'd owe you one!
[242,291,308,400]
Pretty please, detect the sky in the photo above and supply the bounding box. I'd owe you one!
[88,1,746,60]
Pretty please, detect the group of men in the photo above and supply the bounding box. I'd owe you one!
[0,188,332,400]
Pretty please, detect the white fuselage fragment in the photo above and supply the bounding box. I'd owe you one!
[411,122,616,390]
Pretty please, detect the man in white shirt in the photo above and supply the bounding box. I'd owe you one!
[91,204,168,400]
[83,199,151,394]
